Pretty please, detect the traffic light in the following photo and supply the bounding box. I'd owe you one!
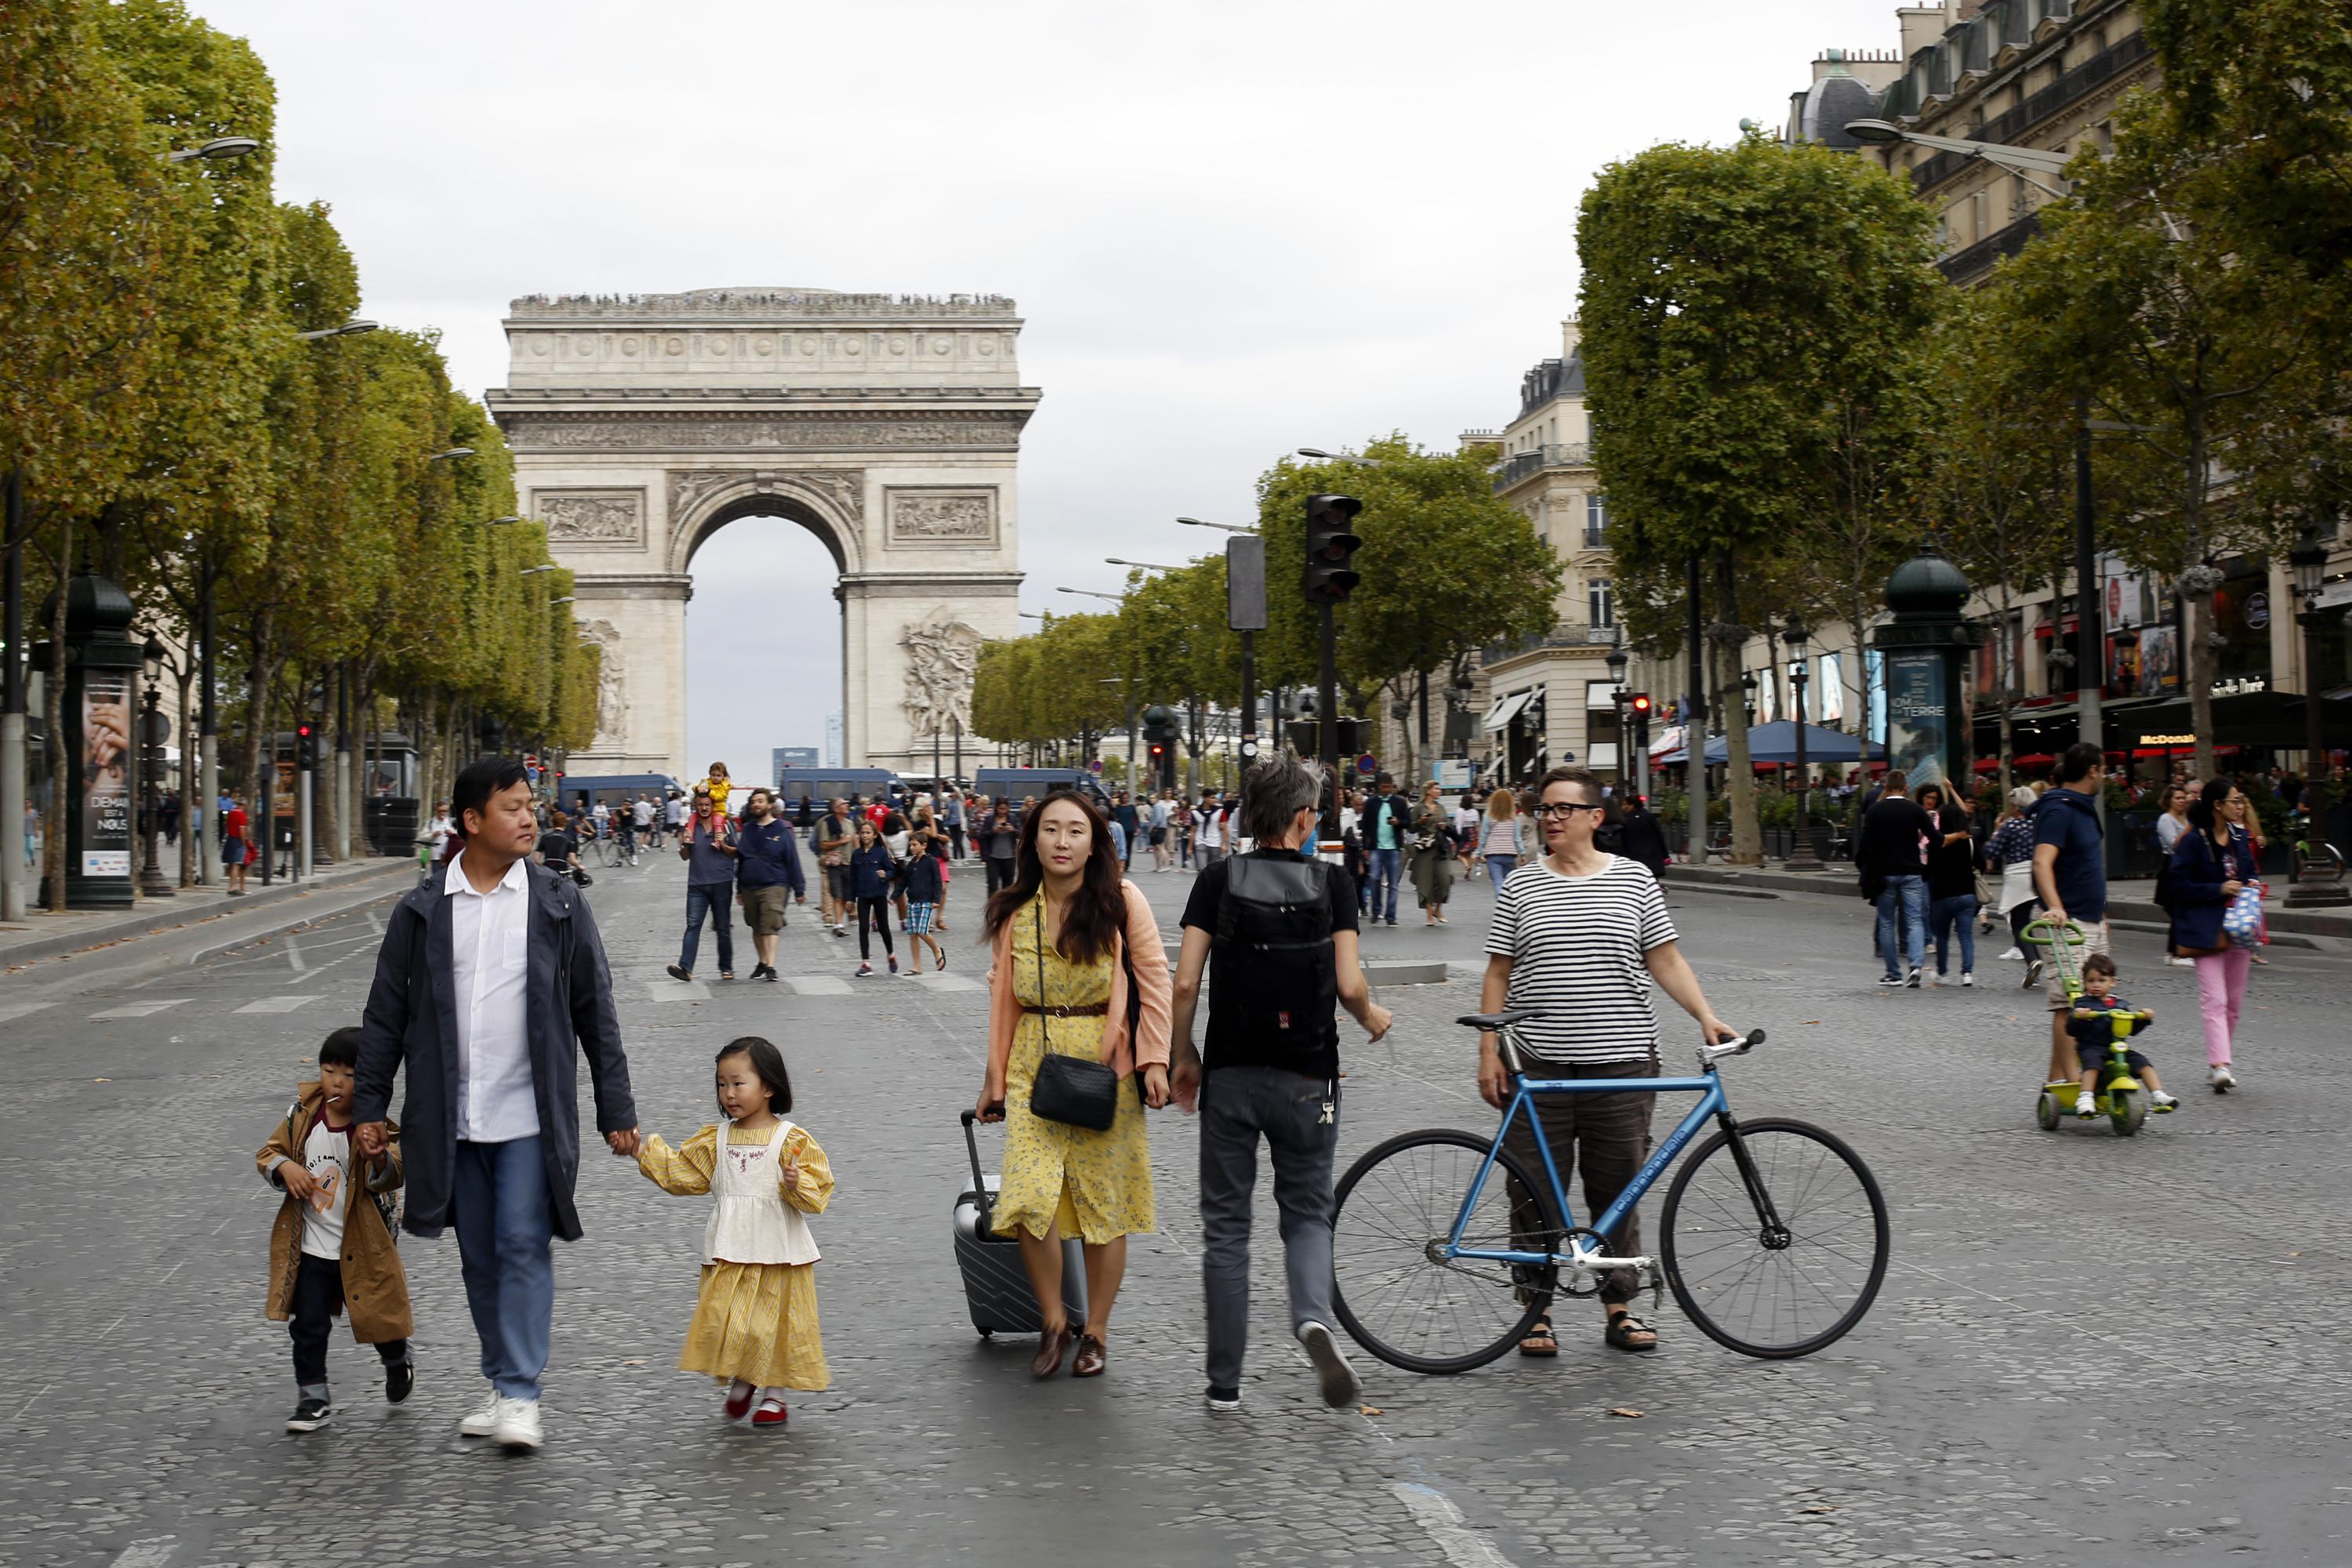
[1141,705,1180,747]
[1628,692,1653,720]
[296,721,317,771]
[1303,494,1363,604]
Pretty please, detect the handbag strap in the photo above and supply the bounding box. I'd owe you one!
[1034,898,1051,1055]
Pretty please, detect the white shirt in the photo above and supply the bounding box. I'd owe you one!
[427,815,455,855]
[1198,808,1222,848]
[445,853,539,1142]
[298,1116,354,1260]
[633,799,654,827]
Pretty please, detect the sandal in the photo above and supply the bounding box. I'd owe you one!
[1605,1313,1659,1352]
[936,949,948,971]
[1518,1318,1559,1358]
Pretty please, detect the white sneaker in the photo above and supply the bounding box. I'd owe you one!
[1961,971,1975,987]
[2209,1065,2236,1094]
[493,1396,543,1450]
[1999,946,2024,962]
[2076,1093,2100,1120]
[1297,1320,1361,1410]
[457,1388,503,1439]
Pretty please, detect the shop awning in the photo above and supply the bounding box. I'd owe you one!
[1481,690,1536,731]
[1653,723,1883,767]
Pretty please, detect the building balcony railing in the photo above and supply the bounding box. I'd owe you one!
[1493,442,1594,492]
[1481,622,1620,662]
[1939,212,2042,281]
[1910,30,2150,193]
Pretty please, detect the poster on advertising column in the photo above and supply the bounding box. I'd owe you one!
[1886,651,1947,788]
[80,668,132,877]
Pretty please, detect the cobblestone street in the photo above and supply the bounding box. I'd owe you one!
[2,857,2347,1566]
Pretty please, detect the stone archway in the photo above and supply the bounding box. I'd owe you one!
[485,287,1040,778]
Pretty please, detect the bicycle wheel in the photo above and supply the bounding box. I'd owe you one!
[1332,1130,1559,1375]
[1660,1118,1888,1359]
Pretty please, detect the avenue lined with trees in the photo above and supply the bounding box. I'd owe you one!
[1,0,596,909]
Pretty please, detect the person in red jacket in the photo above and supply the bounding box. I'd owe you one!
[224,795,252,895]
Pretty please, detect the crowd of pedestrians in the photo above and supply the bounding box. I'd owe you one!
[1846,741,2267,1101]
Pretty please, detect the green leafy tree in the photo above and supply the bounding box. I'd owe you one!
[2005,86,2328,779]
[1578,132,1940,861]
[1254,436,1559,724]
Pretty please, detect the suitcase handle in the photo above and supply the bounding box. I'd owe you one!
[959,1109,995,1229]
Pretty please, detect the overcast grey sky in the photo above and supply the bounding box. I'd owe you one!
[201,0,1905,782]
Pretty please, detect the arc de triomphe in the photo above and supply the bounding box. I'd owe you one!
[485,288,1038,779]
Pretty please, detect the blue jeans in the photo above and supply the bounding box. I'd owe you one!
[680,880,735,975]
[1486,855,1516,890]
[451,1137,554,1399]
[1929,893,1978,975]
[1364,848,1403,921]
[1875,874,1927,977]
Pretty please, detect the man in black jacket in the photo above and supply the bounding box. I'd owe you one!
[1359,773,1414,925]
[1617,795,1671,876]
[354,757,637,1453]
[1857,768,1933,987]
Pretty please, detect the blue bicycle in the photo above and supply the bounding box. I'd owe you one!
[1331,1011,1889,1372]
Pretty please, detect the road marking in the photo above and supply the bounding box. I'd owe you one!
[89,1000,194,1020]
[235,995,321,1014]
[908,971,982,993]
[0,1002,56,1023]
[108,1537,178,1568]
[646,978,710,1002]
[285,934,307,973]
[1390,1483,1519,1568]
[786,975,853,996]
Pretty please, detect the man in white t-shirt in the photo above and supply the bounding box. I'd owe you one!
[632,793,657,850]
[1478,764,1737,1359]
[1195,790,1225,871]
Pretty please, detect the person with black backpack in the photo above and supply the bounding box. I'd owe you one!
[1168,751,1393,1417]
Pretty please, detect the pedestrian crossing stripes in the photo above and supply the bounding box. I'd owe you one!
[0,1002,57,1024]
[87,999,193,1020]
[233,995,322,1014]
[638,971,982,1001]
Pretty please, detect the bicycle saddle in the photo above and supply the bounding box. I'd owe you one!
[1457,1007,1547,1029]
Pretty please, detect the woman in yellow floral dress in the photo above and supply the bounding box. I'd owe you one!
[638,1036,831,1428]
[976,791,1172,1381]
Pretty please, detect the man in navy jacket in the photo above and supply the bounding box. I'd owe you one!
[354,757,637,1453]
[735,786,807,982]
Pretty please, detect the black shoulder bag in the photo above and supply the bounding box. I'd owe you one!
[1026,899,1121,1132]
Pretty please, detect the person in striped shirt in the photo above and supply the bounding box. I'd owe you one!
[1477,764,1737,1358]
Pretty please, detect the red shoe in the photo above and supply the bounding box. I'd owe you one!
[751,1396,789,1428]
[723,1381,754,1421]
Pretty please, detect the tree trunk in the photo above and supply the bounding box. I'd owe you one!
[41,517,73,910]
[2187,590,2217,782]
[1716,554,1761,865]
[178,663,198,886]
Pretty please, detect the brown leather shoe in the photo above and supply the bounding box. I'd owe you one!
[1029,1324,1072,1379]
[1072,1334,1107,1377]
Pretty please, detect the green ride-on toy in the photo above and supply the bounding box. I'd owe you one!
[2024,916,2155,1137]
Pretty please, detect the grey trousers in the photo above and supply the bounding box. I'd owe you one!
[1200,1064,1338,1389]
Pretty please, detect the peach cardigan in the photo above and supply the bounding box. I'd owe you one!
[985,880,1174,1080]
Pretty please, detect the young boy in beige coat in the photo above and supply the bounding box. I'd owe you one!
[256,1027,415,1432]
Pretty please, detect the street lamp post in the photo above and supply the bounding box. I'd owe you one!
[1605,641,1629,789]
[2287,532,2347,908]
[1784,619,1822,871]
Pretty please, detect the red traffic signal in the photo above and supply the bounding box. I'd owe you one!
[1628,691,1653,717]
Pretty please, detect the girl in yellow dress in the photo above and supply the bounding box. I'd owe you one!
[637,1036,832,1428]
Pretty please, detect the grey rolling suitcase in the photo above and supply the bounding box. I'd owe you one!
[955,1109,1087,1337]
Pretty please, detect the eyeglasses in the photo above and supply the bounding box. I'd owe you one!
[1533,802,1604,818]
